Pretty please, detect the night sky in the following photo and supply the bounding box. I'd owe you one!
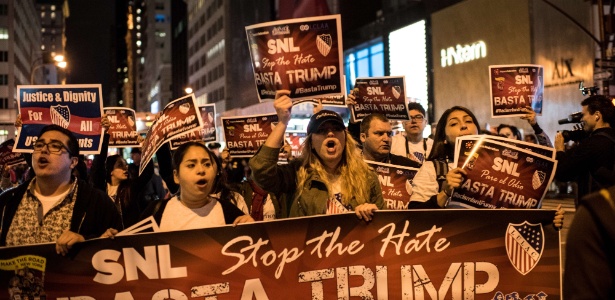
[64,0,125,105]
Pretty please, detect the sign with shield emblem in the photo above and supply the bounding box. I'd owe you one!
[50,105,70,129]
[505,221,544,275]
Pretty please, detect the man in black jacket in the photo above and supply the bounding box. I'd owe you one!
[360,113,421,168]
[555,95,615,205]
[564,185,615,299]
[0,125,121,254]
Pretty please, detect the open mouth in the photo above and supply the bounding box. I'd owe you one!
[326,140,336,152]
[196,179,208,188]
[37,157,49,166]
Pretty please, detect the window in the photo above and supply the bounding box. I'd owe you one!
[155,14,166,23]
[343,39,384,93]
[0,28,8,40]
[0,4,7,16]
[0,74,8,85]
[0,51,8,62]
[0,98,8,109]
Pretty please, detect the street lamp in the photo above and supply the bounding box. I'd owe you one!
[30,54,67,84]
[184,87,193,94]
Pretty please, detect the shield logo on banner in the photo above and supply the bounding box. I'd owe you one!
[316,34,332,57]
[532,170,546,190]
[392,86,401,99]
[505,221,544,275]
[50,105,70,129]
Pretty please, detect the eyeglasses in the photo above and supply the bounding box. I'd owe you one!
[33,141,72,155]
[407,115,425,122]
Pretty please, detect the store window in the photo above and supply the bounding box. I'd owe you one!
[344,39,384,93]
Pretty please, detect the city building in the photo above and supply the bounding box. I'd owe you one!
[0,0,43,143]
[35,0,68,85]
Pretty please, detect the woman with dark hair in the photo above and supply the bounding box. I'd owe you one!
[89,115,154,228]
[497,124,522,140]
[408,106,564,228]
[250,90,383,220]
[140,142,253,230]
[90,149,154,228]
[409,106,481,208]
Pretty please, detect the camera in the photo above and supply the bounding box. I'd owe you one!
[558,129,586,143]
[579,82,599,96]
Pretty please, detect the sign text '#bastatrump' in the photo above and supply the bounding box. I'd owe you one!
[15,85,104,155]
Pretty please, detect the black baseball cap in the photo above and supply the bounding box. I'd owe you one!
[307,110,345,135]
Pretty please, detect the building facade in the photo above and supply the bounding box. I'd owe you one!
[0,0,42,143]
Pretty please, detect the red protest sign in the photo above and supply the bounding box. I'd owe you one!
[489,65,544,118]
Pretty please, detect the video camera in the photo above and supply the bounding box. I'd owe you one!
[556,82,595,142]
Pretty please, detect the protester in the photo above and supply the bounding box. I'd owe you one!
[496,124,522,140]
[89,118,154,228]
[554,95,615,204]
[249,90,383,221]
[359,113,420,168]
[207,142,222,156]
[407,106,564,227]
[390,102,433,165]
[524,133,538,144]
[564,185,615,299]
[139,142,253,231]
[0,125,122,255]
[127,147,167,208]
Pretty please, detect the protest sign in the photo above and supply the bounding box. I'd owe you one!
[139,94,203,175]
[0,210,561,299]
[103,107,140,148]
[0,139,26,169]
[452,136,557,209]
[221,113,278,158]
[366,161,419,210]
[489,65,544,117]
[170,104,217,150]
[351,77,409,122]
[15,84,104,154]
[246,15,344,102]
[457,134,555,159]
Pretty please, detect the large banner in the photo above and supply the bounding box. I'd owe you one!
[351,77,410,122]
[246,15,344,102]
[222,113,278,158]
[15,84,104,154]
[170,103,217,150]
[103,107,140,148]
[489,65,544,118]
[453,135,557,209]
[139,94,203,175]
[0,210,561,299]
[366,161,419,210]
[0,139,25,169]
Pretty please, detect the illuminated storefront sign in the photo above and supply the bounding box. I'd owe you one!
[440,40,487,67]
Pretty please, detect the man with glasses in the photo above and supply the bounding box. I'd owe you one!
[391,103,433,165]
[0,125,121,255]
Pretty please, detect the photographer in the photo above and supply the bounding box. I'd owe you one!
[554,95,615,205]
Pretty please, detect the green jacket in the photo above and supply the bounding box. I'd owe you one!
[249,145,384,217]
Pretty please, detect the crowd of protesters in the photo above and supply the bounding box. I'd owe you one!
[1,90,615,299]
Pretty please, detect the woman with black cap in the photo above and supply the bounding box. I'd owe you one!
[249,90,383,220]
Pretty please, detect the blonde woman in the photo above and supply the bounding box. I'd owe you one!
[249,90,383,220]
